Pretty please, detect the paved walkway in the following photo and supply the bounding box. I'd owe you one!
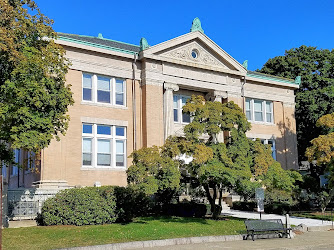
[139,231,334,250]
[222,209,333,227]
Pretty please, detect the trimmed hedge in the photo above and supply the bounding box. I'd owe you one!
[232,201,293,215]
[113,186,151,223]
[232,201,257,212]
[157,202,208,218]
[38,187,117,226]
[37,186,150,226]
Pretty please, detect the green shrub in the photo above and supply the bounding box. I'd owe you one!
[232,201,256,211]
[264,203,291,215]
[113,186,151,222]
[38,187,117,226]
[161,202,207,218]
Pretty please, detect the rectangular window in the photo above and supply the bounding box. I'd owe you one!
[173,95,179,122]
[82,123,126,168]
[173,94,190,124]
[82,73,126,106]
[115,79,125,105]
[181,96,191,123]
[245,98,252,120]
[245,98,273,124]
[116,140,125,167]
[82,74,92,101]
[97,139,111,166]
[97,76,111,103]
[266,102,273,123]
[254,100,263,122]
[11,149,20,176]
[82,138,92,166]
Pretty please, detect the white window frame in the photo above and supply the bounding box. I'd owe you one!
[82,73,126,107]
[82,123,127,169]
[245,98,274,124]
[173,94,191,124]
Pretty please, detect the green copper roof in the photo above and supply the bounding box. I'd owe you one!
[247,71,299,85]
[57,33,140,55]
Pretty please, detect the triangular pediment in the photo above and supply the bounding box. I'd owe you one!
[140,31,247,74]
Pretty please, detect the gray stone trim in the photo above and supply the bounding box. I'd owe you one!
[244,90,295,104]
[80,117,128,127]
[80,167,126,171]
[68,58,141,81]
[141,78,164,86]
[80,101,128,110]
[164,82,179,91]
[283,102,296,108]
[246,133,276,140]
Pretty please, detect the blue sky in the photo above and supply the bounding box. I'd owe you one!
[35,0,334,71]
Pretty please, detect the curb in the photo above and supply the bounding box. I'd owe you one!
[307,225,333,232]
[63,234,243,250]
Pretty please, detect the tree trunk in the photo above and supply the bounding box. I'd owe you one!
[218,187,223,210]
[204,184,220,219]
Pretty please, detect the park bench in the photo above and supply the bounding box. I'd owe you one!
[244,219,291,241]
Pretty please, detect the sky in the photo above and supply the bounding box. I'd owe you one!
[35,0,334,71]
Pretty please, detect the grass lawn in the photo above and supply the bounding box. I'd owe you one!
[291,211,334,221]
[3,216,246,250]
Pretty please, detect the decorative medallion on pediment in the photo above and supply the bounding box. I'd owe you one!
[162,42,228,69]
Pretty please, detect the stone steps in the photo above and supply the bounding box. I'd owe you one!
[215,199,230,211]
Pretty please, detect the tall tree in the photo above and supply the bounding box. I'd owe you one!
[180,96,253,218]
[128,96,302,219]
[306,113,334,186]
[306,113,334,212]
[258,46,334,161]
[0,0,73,164]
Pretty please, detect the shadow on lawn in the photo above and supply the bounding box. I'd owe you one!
[132,216,246,225]
[133,216,210,225]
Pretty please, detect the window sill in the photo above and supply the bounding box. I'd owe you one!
[249,121,276,126]
[174,122,190,125]
[81,167,126,171]
[81,101,128,110]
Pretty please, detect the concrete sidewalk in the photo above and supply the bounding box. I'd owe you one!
[64,230,334,250]
[222,209,333,228]
[139,231,334,250]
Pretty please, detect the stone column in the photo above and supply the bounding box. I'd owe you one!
[163,82,179,140]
